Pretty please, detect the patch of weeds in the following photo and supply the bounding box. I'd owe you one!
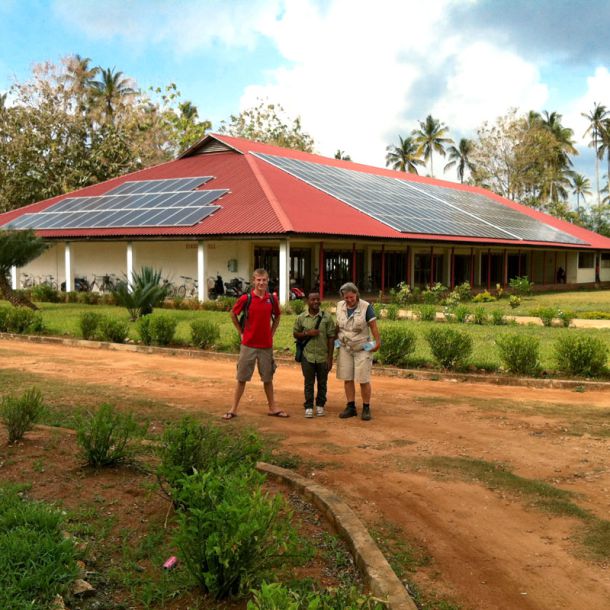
[319,442,350,454]
[581,518,610,560]
[268,451,302,469]
[370,520,429,578]
[407,582,463,610]
[573,385,585,393]
[317,531,359,587]
[32,458,45,473]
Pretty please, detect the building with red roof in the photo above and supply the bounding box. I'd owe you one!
[2,133,609,303]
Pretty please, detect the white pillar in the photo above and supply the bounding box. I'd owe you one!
[126,242,134,291]
[279,239,290,305]
[64,242,72,292]
[197,241,207,301]
[10,266,17,290]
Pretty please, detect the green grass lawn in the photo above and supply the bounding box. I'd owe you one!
[2,292,610,376]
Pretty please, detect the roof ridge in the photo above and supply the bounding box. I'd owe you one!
[244,154,294,232]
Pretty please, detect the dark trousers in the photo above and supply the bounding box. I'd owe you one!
[301,359,328,408]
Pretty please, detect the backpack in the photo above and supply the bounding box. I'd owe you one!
[239,291,277,330]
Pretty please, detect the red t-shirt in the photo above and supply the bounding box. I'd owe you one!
[232,290,280,348]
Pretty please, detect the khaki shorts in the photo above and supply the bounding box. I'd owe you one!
[336,347,372,383]
[236,345,276,383]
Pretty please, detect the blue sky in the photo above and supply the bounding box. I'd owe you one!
[2,0,610,205]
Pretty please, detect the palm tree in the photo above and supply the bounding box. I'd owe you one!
[582,102,608,205]
[385,135,425,174]
[570,173,592,213]
[443,138,475,183]
[412,115,453,177]
[596,119,610,203]
[91,67,136,119]
[64,54,99,115]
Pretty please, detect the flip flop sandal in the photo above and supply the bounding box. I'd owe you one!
[267,410,289,418]
[222,412,238,420]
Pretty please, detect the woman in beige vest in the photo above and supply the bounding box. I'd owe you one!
[335,282,381,421]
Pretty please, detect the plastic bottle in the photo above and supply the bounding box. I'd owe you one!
[362,340,376,352]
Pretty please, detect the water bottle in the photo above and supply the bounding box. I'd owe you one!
[334,338,342,349]
[362,340,376,352]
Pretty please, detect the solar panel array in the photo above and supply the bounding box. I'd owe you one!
[5,177,226,230]
[255,153,586,245]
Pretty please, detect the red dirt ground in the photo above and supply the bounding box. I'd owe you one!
[1,338,609,610]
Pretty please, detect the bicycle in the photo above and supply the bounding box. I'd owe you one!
[40,274,58,290]
[21,273,35,289]
[176,275,198,298]
[91,273,118,293]
[162,278,178,298]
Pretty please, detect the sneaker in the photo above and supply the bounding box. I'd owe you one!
[316,406,325,417]
[339,405,357,419]
[305,408,314,418]
[361,405,372,421]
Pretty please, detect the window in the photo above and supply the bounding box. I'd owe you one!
[601,253,610,269]
[578,253,594,269]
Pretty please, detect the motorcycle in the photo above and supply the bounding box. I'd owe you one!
[207,274,225,299]
[224,276,249,297]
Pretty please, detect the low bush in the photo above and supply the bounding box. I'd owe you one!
[79,311,103,340]
[557,309,575,328]
[97,316,129,343]
[0,306,44,334]
[425,327,473,369]
[137,315,153,345]
[496,334,541,376]
[291,299,305,315]
[0,387,45,443]
[76,403,144,467]
[579,311,610,320]
[454,304,470,323]
[509,295,521,309]
[0,484,78,609]
[63,291,79,303]
[378,326,416,366]
[472,290,496,303]
[30,284,61,303]
[149,314,178,346]
[390,281,413,305]
[372,302,383,319]
[174,467,298,599]
[76,291,100,305]
[158,417,264,494]
[190,319,221,349]
[554,335,608,377]
[532,306,558,327]
[471,306,487,325]
[490,309,506,325]
[417,304,437,322]
[385,304,399,321]
[509,275,534,296]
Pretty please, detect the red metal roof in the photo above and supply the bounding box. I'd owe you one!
[1,132,609,250]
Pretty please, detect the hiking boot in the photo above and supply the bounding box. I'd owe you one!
[361,405,372,421]
[305,408,314,418]
[316,406,325,417]
[339,405,357,419]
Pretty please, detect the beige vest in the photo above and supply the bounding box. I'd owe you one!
[336,298,371,350]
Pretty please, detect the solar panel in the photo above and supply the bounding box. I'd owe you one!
[104,176,213,195]
[254,153,586,245]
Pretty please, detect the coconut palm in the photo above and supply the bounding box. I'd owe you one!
[443,138,475,183]
[570,173,592,213]
[582,102,608,205]
[334,150,351,161]
[412,115,453,177]
[91,67,136,119]
[596,119,610,203]
[385,135,425,174]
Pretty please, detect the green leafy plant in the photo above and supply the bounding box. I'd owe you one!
[390,281,413,305]
[454,304,470,323]
[490,309,506,325]
[190,319,221,349]
[425,327,473,369]
[554,335,608,377]
[417,304,436,322]
[137,315,153,345]
[97,316,129,343]
[472,290,496,303]
[378,326,416,366]
[454,281,472,302]
[471,305,487,325]
[112,266,171,320]
[76,403,144,467]
[79,311,103,340]
[1,306,44,333]
[148,314,177,346]
[509,276,534,296]
[30,283,61,303]
[291,299,305,315]
[372,302,383,319]
[0,387,45,443]
[532,306,558,327]
[0,484,78,609]
[385,304,399,321]
[557,309,575,328]
[174,467,298,599]
[509,295,521,309]
[496,334,541,376]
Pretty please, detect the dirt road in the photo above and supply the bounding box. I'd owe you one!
[1,337,609,610]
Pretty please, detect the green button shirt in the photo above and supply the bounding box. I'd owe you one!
[293,311,336,363]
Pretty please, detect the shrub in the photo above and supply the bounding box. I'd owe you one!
[509,276,534,296]
[372,302,383,319]
[0,485,78,608]
[455,281,472,302]
[291,299,305,315]
[509,295,521,309]
[76,403,143,467]
[158,417,264,494]
[0,307,8,331]
[64,290,78,303]
[557,309,575,328]
[417,304,437,322]
[422,283,446,304]
[490,309,506,325]
[137,315,153,345]
[471,306,487,325]
[554,335,609,377]
[97,316,129,343]
[0,388,45,443]
[112,266,171,320]
[190,319,220,349]
[496,334,541,376]
[174,467,298,599]
[532,306,557,327]
[76,291,100,305]
[79,312,102,340]
[390,281,413,305]
[425,327,473,369]
[579,311,610,320]
[30,284,60,303]
[378,326,416,366]
[454,305,470,323]
[385,304,399,321]
[472,290,496,303]
[3,307,44,334]
[149,314,177,346]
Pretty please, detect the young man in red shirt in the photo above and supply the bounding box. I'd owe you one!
[223,268,288,419]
